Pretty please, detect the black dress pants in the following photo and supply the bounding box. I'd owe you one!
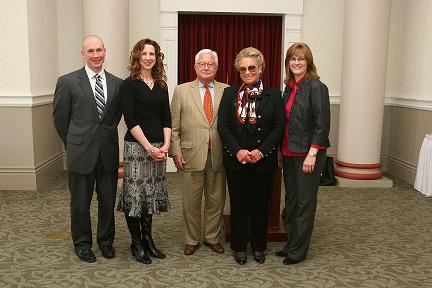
[282,150,326,261]
[226,169,274,252]
[68,154,118,249]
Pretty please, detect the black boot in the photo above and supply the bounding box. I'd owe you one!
[140,214,166,259]
[125,214,151,264]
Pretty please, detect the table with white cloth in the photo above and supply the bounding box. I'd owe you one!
[414,134,432,196]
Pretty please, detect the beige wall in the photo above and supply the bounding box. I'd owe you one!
[386,0,432,102]
[0,0,65,190]
[302,0,344,97]
[0,0,31,95]
[27,0,58,95]
[129,0,161,49]
[386,107,432,183]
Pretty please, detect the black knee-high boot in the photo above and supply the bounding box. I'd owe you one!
[125,214,151,264]
[140,214,166,259]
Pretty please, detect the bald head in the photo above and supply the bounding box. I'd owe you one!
[82,35,104,50]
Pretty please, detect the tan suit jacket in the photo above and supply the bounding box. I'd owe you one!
[170,79,229,172]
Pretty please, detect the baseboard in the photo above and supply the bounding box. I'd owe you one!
[0,152,63,191]
[384,154,417,185]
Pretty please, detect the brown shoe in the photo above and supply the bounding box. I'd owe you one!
[184,244,199,255]
[204,242,224,253]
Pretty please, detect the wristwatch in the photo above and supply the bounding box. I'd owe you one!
[308,153,317,157]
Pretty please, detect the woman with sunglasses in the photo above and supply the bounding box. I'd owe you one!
[218,47,285,265]
[276,42,330,265]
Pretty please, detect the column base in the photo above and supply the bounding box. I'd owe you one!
[336,176,393,188]
[335,159,383,180]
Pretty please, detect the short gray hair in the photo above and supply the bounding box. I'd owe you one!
[195,49,218,65]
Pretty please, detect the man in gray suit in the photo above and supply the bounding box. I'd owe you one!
[53,35,122,262]
[170,49,228,255]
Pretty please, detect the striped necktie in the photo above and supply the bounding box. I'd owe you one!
[94,74,105,118]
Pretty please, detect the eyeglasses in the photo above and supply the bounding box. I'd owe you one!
[197,62,217,69]
[289,57,306,63]
[239,65,258,74]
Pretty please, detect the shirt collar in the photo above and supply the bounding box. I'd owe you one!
[198,80,214,89]
[85,65,106,80]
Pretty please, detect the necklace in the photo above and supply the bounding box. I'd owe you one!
[140,76,154,88]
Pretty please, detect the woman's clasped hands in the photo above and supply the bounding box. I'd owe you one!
[236,149,263,164]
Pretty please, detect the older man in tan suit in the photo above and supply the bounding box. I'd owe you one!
[170,49,228,255]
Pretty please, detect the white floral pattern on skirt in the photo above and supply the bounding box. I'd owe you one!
[117,141,170,217]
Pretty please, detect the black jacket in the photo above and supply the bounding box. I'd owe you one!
[218,85,285,173]
[283,79,330,153]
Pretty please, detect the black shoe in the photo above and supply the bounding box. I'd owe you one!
[234,251,247,265]
[131,242,152,264]
[283,257,303,265]
[99,245,115,258]
[253,251,265,264]
[75,248,96,263]
[275,250,288,257]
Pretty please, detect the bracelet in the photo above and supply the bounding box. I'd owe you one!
[308,153,317,157]
[259,151,264,158]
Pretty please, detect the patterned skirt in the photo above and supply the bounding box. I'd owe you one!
[117,141,170,217]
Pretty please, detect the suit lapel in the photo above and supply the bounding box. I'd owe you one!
[78,68,99,116]
[283,86,291,104]
[190,80,208,124]
[213,81,224,124]
[104,71,115,116]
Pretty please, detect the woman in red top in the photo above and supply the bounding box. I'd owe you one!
[276,42,330,265]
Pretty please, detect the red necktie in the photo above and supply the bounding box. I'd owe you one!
[203,85,213,149]
[203,85,213,124]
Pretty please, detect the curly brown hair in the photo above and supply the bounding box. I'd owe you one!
[284,42,319,84]
[128,39,167,90]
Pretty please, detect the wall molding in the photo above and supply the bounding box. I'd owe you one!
[384,154,417,184]
[1,94,431,111]
[0,152,63,190]
[0,94,53,107]
[329,95,432,111]
[0,152,63,174]
[385,154,417,172]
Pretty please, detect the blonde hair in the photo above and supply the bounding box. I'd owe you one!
[234,47,265,72]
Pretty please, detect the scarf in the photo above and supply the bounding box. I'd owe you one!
[236,79,263,125]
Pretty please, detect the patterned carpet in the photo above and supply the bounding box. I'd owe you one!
[0,172,431,288]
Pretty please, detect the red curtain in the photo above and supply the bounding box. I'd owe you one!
[178,14,282,89]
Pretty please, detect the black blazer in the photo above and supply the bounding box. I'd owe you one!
[53,67,123,174]
[218,85,285,173]
[283,79,330,153]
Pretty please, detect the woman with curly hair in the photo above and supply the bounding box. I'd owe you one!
[117,39,171,264]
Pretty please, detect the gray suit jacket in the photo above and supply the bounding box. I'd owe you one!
[170,79,229,172]
[53,67,123,174]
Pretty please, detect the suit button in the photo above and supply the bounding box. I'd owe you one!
[258,115,262,119]
[258,128,261,131]
[257,140,261,143]
[230,154,233,156]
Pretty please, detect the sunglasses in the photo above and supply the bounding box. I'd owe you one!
[239,65,258,74]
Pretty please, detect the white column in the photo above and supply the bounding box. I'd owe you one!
[82,0,129,165]
[335,0,392,182]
